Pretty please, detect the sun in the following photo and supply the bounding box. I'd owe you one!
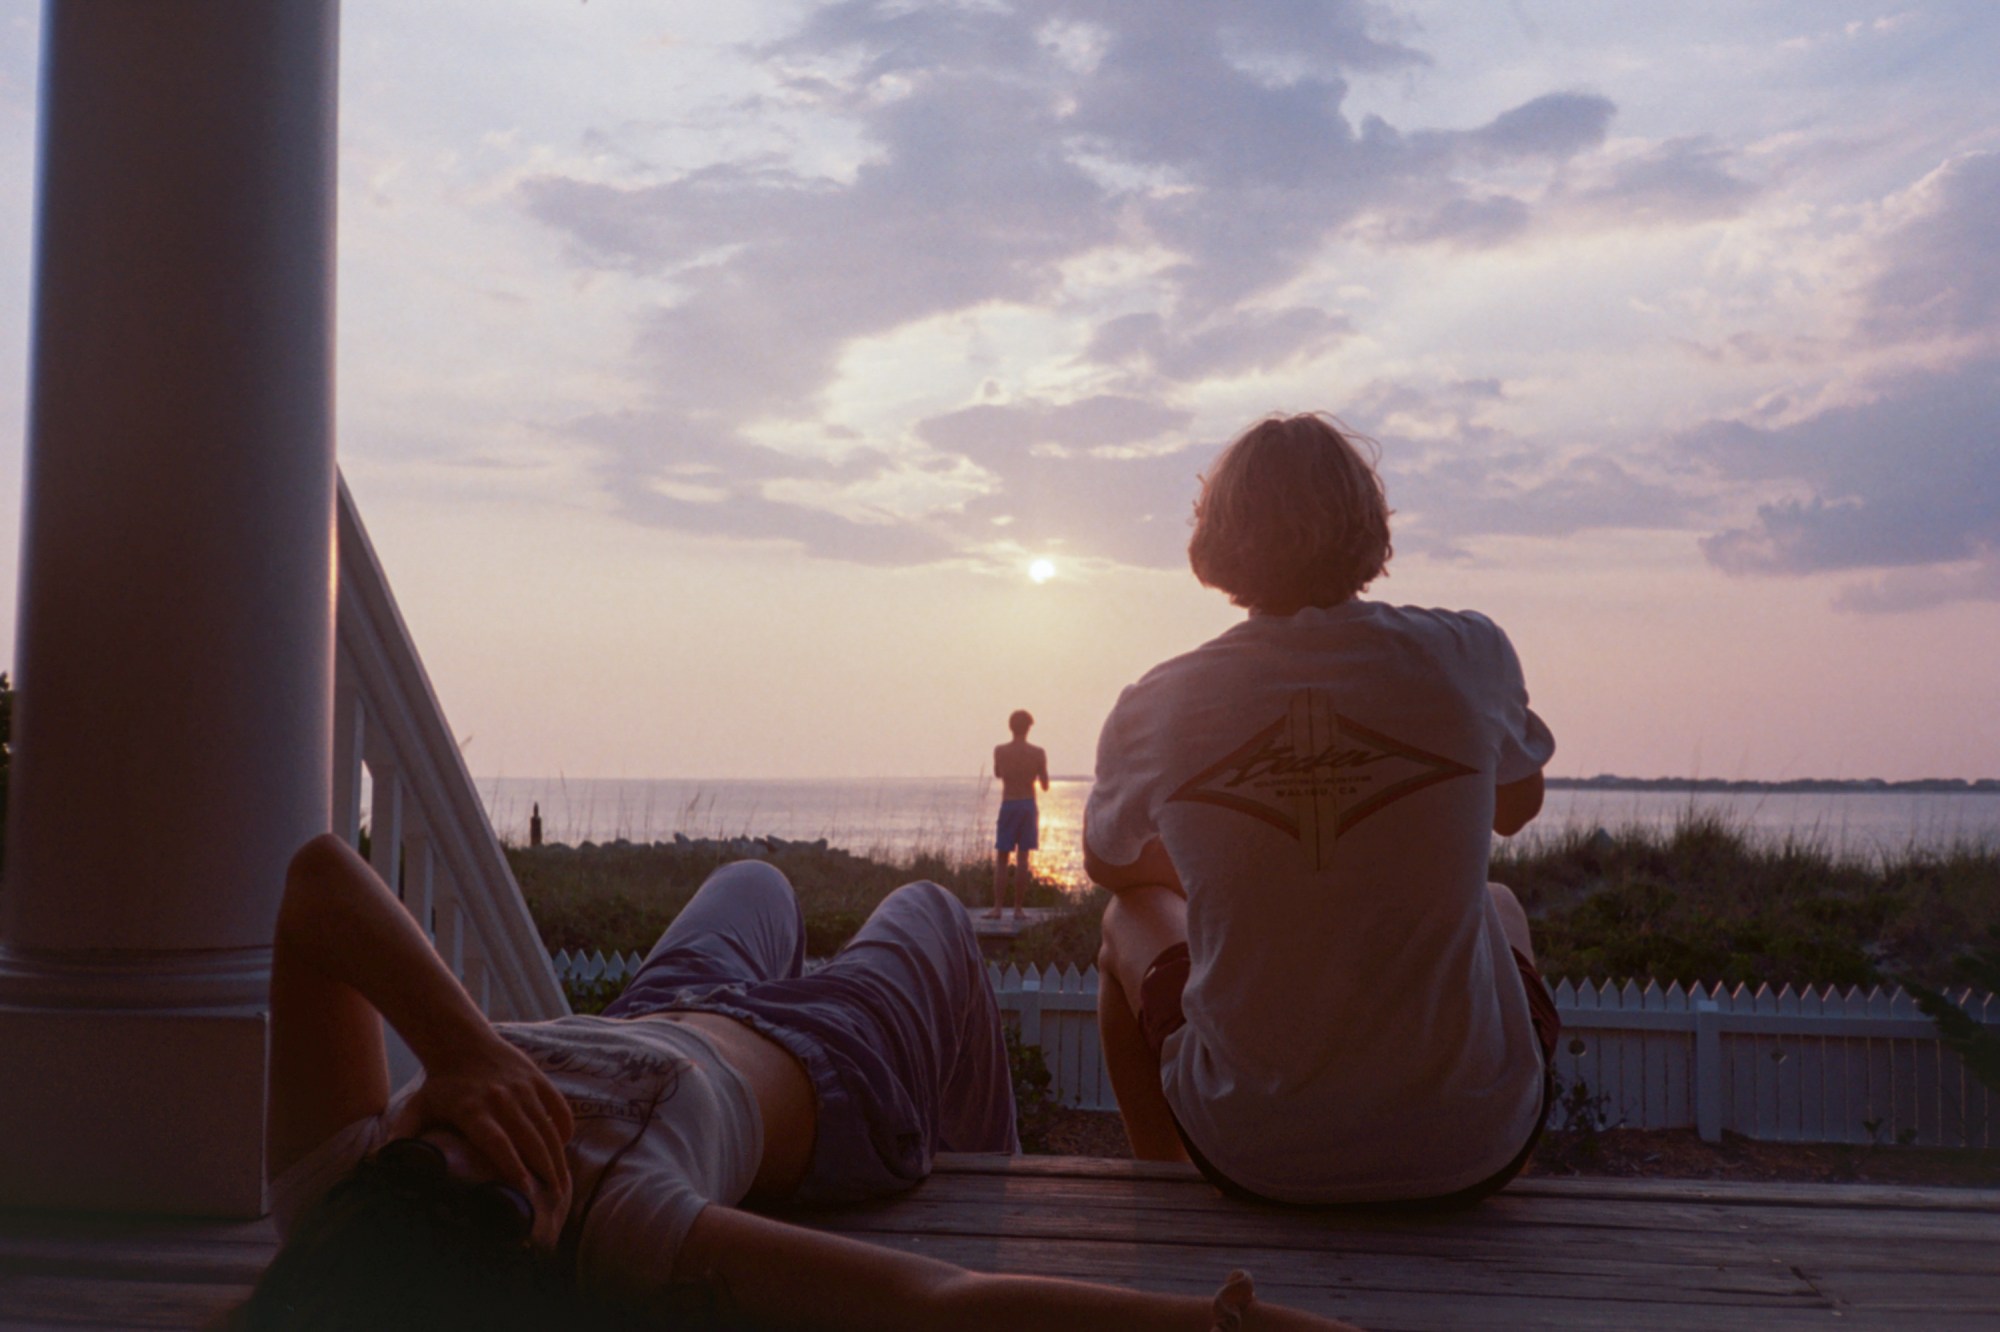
[1028,558,1056,584]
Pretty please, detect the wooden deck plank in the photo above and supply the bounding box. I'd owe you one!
[826,1171,2000,1257]
[3,1159,1995,1331]
[0,1274,248,1330]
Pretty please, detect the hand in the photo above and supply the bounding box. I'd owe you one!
[408,1030,575,1198]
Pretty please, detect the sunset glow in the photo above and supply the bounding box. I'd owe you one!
[0,3,1994,781]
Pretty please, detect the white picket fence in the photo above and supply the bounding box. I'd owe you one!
[549,948,1996,1147]
[550,948,650,992]
[983,963,1999,1148]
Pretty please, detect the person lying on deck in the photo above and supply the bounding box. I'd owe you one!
[241,833,1363,1330]
[1089,412,1561,1209]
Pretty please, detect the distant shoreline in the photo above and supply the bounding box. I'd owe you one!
[1546,775,2000,794]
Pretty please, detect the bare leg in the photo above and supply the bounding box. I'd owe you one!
[1013,849,1030,918]
[1097,885,1191,1162]
[1488,881,1535,965]
[986,851,1008,918]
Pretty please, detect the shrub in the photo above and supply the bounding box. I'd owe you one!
[1005,1026,1060,1153]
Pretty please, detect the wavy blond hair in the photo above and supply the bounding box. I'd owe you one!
[1187,413,1393,612]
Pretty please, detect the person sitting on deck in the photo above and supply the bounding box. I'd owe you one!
[1088,412,1561,1209]
[989,707,1051,921]
[243,833,1363,1330]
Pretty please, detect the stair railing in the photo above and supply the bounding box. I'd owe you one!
[332,475,568,1026]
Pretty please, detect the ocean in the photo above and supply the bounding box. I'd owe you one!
[480,776,2000,889]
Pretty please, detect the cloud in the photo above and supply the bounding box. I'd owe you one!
[1322,379,1710,555]
[1831,549,2000,613]
[1462,91,1616,163]
[568,409,959,564]
[1565,136,1761,225]
[916,395,1207,568]
[950,444,1211,570]
[1690,359,2000,606]
[1392,450,1705,543]
[916,395,1190,467]
[517,5,1749,571]
[1857,150,2000,346]
[1371,192,1532,248]
[1084,306,1353,381]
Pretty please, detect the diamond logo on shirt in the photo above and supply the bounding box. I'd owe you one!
[1166,689,1477,870]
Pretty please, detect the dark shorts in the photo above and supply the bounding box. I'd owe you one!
[994,798,1039,853]
[1137,941,1562,1210]
[602,861,1018,1203]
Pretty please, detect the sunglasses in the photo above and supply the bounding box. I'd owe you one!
[373,1136,536,1246]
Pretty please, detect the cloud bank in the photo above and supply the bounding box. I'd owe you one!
[515,2,1747,569]
[1689,150,2000,611]
[509,1,1989,615]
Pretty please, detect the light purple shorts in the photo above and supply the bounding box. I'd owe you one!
[603,861,1019,1203]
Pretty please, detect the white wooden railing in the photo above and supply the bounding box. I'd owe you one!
[983,963,1999,1148]
[333,477,569,1036]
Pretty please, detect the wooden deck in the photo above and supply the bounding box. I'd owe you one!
[4,1156,1996,1330]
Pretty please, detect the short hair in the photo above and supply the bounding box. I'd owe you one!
[1186,413,1393,612]
[1008,709,1034,737]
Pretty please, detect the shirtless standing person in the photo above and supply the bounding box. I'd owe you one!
[990,709,1050,920]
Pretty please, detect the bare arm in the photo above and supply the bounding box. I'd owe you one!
[267,834,572,1193]
[1493,771,1545,837]
[1037,745,1050,792]
[1084,829,1185,899]
[679,1205,1361,1331]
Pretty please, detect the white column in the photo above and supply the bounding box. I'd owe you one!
[0,0,339,1216]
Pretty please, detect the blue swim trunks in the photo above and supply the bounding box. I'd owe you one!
[995,798,1039,853]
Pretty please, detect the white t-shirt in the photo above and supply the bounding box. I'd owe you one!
[270,1014,762,1308]
[1086,601,1556,1202]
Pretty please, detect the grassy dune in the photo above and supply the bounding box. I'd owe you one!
[1498,811,1999,989]
[509,835,1070,960]
[511,812,1999,991]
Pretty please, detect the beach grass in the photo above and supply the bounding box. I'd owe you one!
[1497,808,2000,988]
[509,835,1070,959]
[511,809,1999,991]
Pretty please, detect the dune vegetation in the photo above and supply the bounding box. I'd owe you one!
[510,809,1998,994]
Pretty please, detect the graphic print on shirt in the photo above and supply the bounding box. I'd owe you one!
[500,1028,684,1125]
[1167,687,1476,869]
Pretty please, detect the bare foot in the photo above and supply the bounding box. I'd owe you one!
[1013,909,1028,921]
[982,908,1003,920]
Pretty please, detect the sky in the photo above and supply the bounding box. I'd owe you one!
[1,1,1997,782]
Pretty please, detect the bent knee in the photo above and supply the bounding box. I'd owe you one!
[1098,887,1186,976]
[880,879,982,952]
[704,857,796,898]
[1487,881,1535,961]
[286,831,354,887]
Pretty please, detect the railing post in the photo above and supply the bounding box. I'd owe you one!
[1695,996,1723,1143]
[368,762,405,894]
[405,835,437,940]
